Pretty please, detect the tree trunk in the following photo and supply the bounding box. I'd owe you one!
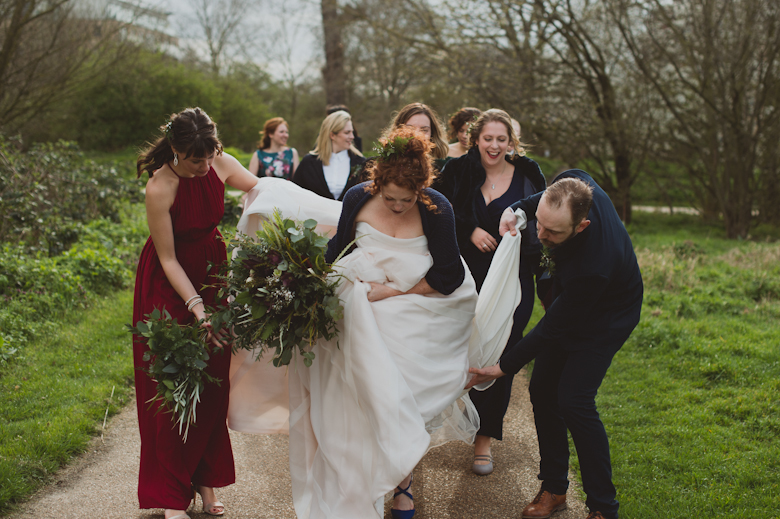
[613,152,633,223]
[321,0,347,106]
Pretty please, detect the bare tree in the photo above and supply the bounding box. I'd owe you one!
[521,0,660,221]
[0,0,130,132]
[612,0,780,237]
[190,0,258,76]
[338,0,459,137]
[350,0,654,220]
[321,0,347,105]
[344,0,555,133]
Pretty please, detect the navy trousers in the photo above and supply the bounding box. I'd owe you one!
[528,338,624,519]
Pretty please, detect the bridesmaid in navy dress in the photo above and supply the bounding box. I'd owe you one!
[438,109,546,475]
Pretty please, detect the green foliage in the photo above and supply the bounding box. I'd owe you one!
[0,290,135,514]
[0,135,143,255]
[28,50,275,153]
[212,211,342,368]
[0,205,147,363]
[373,134,412,160]
[526,152,567,180]
[220,191,244,229]
[223,146,253,168]
[0,336,17,367]
[128,308,221,442]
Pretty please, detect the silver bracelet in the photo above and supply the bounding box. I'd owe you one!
[187,298,204,312]
[185,294,200,306]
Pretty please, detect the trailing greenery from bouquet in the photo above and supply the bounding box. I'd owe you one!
[127,308,221,442]
[210,210,343,367]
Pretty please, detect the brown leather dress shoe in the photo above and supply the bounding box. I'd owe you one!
[585,513,606,519]
[521,488,568,518]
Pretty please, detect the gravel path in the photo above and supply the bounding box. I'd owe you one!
[9,370,586,519]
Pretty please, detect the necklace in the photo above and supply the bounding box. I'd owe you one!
[487,159,507,190]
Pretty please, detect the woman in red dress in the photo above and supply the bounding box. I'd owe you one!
[133,107,259,519]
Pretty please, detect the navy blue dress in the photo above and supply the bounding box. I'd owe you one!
[464,169,538,440]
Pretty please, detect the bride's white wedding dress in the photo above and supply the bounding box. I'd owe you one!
[288,222,479,518]
[228,178,525,519]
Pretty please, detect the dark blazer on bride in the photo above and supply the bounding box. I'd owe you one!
[292,151,367,201]
[325,182,465,295]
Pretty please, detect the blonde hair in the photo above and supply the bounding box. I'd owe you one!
[384,103,449,160]
[312,111,363,166]
[469,108,528,156]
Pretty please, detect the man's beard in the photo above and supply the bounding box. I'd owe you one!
[541,228,578,249]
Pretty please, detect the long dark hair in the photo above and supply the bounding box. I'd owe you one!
[448,107,481,141]
[136,107,223,178]
[385,103,449,160]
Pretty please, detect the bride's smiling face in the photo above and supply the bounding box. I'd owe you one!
[380,182,418,215]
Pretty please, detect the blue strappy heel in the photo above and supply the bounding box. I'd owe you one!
[391,474,415,519]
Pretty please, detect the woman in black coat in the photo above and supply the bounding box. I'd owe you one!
[438,109,546,476]
[293,110,366,201]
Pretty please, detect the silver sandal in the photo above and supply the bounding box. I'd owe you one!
[472,454,494,475]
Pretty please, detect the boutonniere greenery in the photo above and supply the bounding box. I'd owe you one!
[540,246,556,276]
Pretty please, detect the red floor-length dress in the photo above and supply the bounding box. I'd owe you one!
[132,166,235,510]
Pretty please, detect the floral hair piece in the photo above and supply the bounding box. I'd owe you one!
[465,113,480,140]
[164,121,173,140]
[373,135,412,162]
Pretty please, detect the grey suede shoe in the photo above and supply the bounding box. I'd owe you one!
[472,454,494,475]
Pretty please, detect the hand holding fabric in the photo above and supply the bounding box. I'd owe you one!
[499,207,527,237]
[465,364,506,389]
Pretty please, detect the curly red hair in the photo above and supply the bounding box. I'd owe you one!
[364,126,439,212]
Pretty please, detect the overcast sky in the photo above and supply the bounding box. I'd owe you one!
[145,0,322,80]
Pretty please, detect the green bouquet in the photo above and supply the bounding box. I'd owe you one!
[128,308,221,442]
[210,209,344,367]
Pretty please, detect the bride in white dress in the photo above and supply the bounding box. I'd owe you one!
[229,126,527,519]
[289,127,478,519]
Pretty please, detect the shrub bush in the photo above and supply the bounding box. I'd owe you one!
[0,135,143,255]
[0,205,147,363]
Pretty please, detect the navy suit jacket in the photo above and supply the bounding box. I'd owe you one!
[499,170,643,375]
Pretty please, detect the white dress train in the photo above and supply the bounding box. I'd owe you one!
[228,178,525,519]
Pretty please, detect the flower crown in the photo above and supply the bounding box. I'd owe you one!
[373,135,412,162]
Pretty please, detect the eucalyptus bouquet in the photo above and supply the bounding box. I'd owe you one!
[211,210,344,367]
[128,308,221,442]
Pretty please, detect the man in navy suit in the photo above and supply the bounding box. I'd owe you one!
[468,170,643,519]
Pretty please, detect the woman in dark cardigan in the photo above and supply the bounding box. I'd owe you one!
[438,109,547,476]
[293,110,366,200]
[300,127,476,519]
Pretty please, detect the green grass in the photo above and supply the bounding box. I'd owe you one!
[548,212,780,517]
[224,146,253,168]
[1,211,778,517]
[0,290,135,514]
